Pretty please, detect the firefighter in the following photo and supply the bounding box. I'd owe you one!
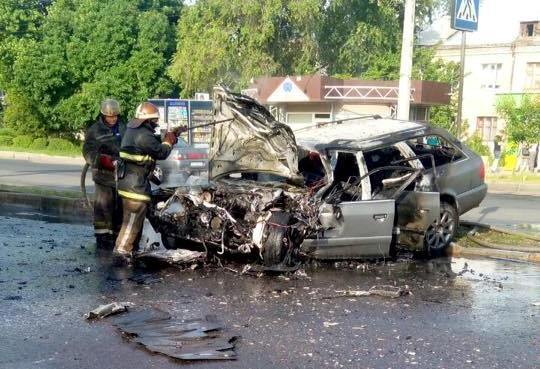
[82,99,126,249]
[113,102,179,263]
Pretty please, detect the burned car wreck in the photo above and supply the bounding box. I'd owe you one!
[147,86,486,267]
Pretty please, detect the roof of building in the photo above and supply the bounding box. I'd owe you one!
[418,0,540,47]
[244,76,450,106]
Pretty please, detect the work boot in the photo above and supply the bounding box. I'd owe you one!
[112,250,132,267]
[96,234,115,250]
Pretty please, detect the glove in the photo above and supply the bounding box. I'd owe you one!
[98,154,116,171]
[163,131,178,146]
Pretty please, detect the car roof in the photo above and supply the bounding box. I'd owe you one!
[294,117,430,152]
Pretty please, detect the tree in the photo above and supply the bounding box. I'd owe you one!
[169,0,324,97]
[496,94,540,144]
[2,0,182,136]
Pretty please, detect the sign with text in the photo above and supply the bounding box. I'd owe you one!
[451,0,480,32]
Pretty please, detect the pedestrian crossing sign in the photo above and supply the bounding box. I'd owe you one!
[451,0,480,32]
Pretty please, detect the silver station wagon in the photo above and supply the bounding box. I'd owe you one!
[149,87,487,267]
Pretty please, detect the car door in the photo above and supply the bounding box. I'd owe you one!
[395,190,440,251]
[302,199,395,259]
[301,150,395,259]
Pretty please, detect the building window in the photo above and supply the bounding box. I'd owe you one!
[476,117,498,141]
[480,63,502,89]
[409,106,429,122]
[521,21,538,37]
[525,62,540,90]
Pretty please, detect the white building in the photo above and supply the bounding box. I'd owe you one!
[419,0,540,146]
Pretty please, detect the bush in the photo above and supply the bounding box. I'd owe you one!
[0,135,13,146]
[12,135,34,148]
[30,137,48,150]
[48,137,75,152]
[0,127,16,137]
[465,134,491,158]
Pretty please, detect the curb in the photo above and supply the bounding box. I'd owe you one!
[486,182,540,197]
[449,242,540,263]
[0,150,84,165]
[0,190,92,220]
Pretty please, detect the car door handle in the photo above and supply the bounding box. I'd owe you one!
[373,214,388,222]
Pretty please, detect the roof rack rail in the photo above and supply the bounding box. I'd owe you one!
[292,114,382,132]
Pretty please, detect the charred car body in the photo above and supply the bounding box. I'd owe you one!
[148,87,487,266]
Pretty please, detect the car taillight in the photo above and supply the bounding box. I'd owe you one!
[186,152,207,160]
[175,154,185,161]
[479,161,485,181]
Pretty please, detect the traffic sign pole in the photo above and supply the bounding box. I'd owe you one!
[456,31,466,139]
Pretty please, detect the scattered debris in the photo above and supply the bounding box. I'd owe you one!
[85,302,131,320]
[110,308,237,360]
[321,285,411,300]
[136,249,206,266]
[3,295,22,301]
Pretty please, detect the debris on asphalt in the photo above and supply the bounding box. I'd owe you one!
[322,285,411,299]
[135,249,206,266]
[85,302,131,320]
[110,308,237,360]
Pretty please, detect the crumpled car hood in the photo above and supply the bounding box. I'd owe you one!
[209,86,302,183]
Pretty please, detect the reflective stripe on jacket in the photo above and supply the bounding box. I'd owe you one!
[117,122,172,201]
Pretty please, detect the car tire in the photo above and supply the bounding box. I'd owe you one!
[424,201,458,257]
[262,212,292,266]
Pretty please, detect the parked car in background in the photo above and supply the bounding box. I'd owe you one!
[157,137,208,188]
[147,87,487,267]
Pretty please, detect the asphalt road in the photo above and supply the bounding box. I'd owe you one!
[0,159,89,192]
[0,213,539,369]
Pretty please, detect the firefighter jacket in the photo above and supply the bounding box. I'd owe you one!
[82,116,126,187]
[117,122,173,202]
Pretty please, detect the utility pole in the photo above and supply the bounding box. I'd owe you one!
[397,0,416,120]
[456,31,466,139]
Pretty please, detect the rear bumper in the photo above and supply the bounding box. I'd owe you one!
[457,183,488,215]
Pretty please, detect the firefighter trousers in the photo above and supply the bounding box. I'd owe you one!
[93,183,123,245]
[114,198,147,255]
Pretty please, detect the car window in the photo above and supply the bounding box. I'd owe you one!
[363,145,416,198]
[325,151,363,202]
[406,135,464,169]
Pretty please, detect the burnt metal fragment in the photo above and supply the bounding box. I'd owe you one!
[110,308,237,361]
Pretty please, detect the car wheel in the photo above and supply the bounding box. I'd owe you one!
[424,201,458,257]
[262,212,292,266]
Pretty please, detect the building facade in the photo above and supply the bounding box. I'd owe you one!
[419,0,540,146]
[243,75,450,129]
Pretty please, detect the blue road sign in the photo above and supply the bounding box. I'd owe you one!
[451,0,480,32]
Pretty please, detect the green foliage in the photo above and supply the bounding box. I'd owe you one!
[2,0,182,136]
[466,134,491,158]
[0,127,16,137]
[30,137,48,149]
[496,94,540,143]
[169,0,322,97]
[48,137,76,151]
[0,135,13,146]
[12,135,34,148]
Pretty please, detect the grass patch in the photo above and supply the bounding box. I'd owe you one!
[0,183,83,199]
[0,144,81,157]
[455,225,540,248]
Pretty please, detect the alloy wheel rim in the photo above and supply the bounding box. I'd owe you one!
[426,209,455,250]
